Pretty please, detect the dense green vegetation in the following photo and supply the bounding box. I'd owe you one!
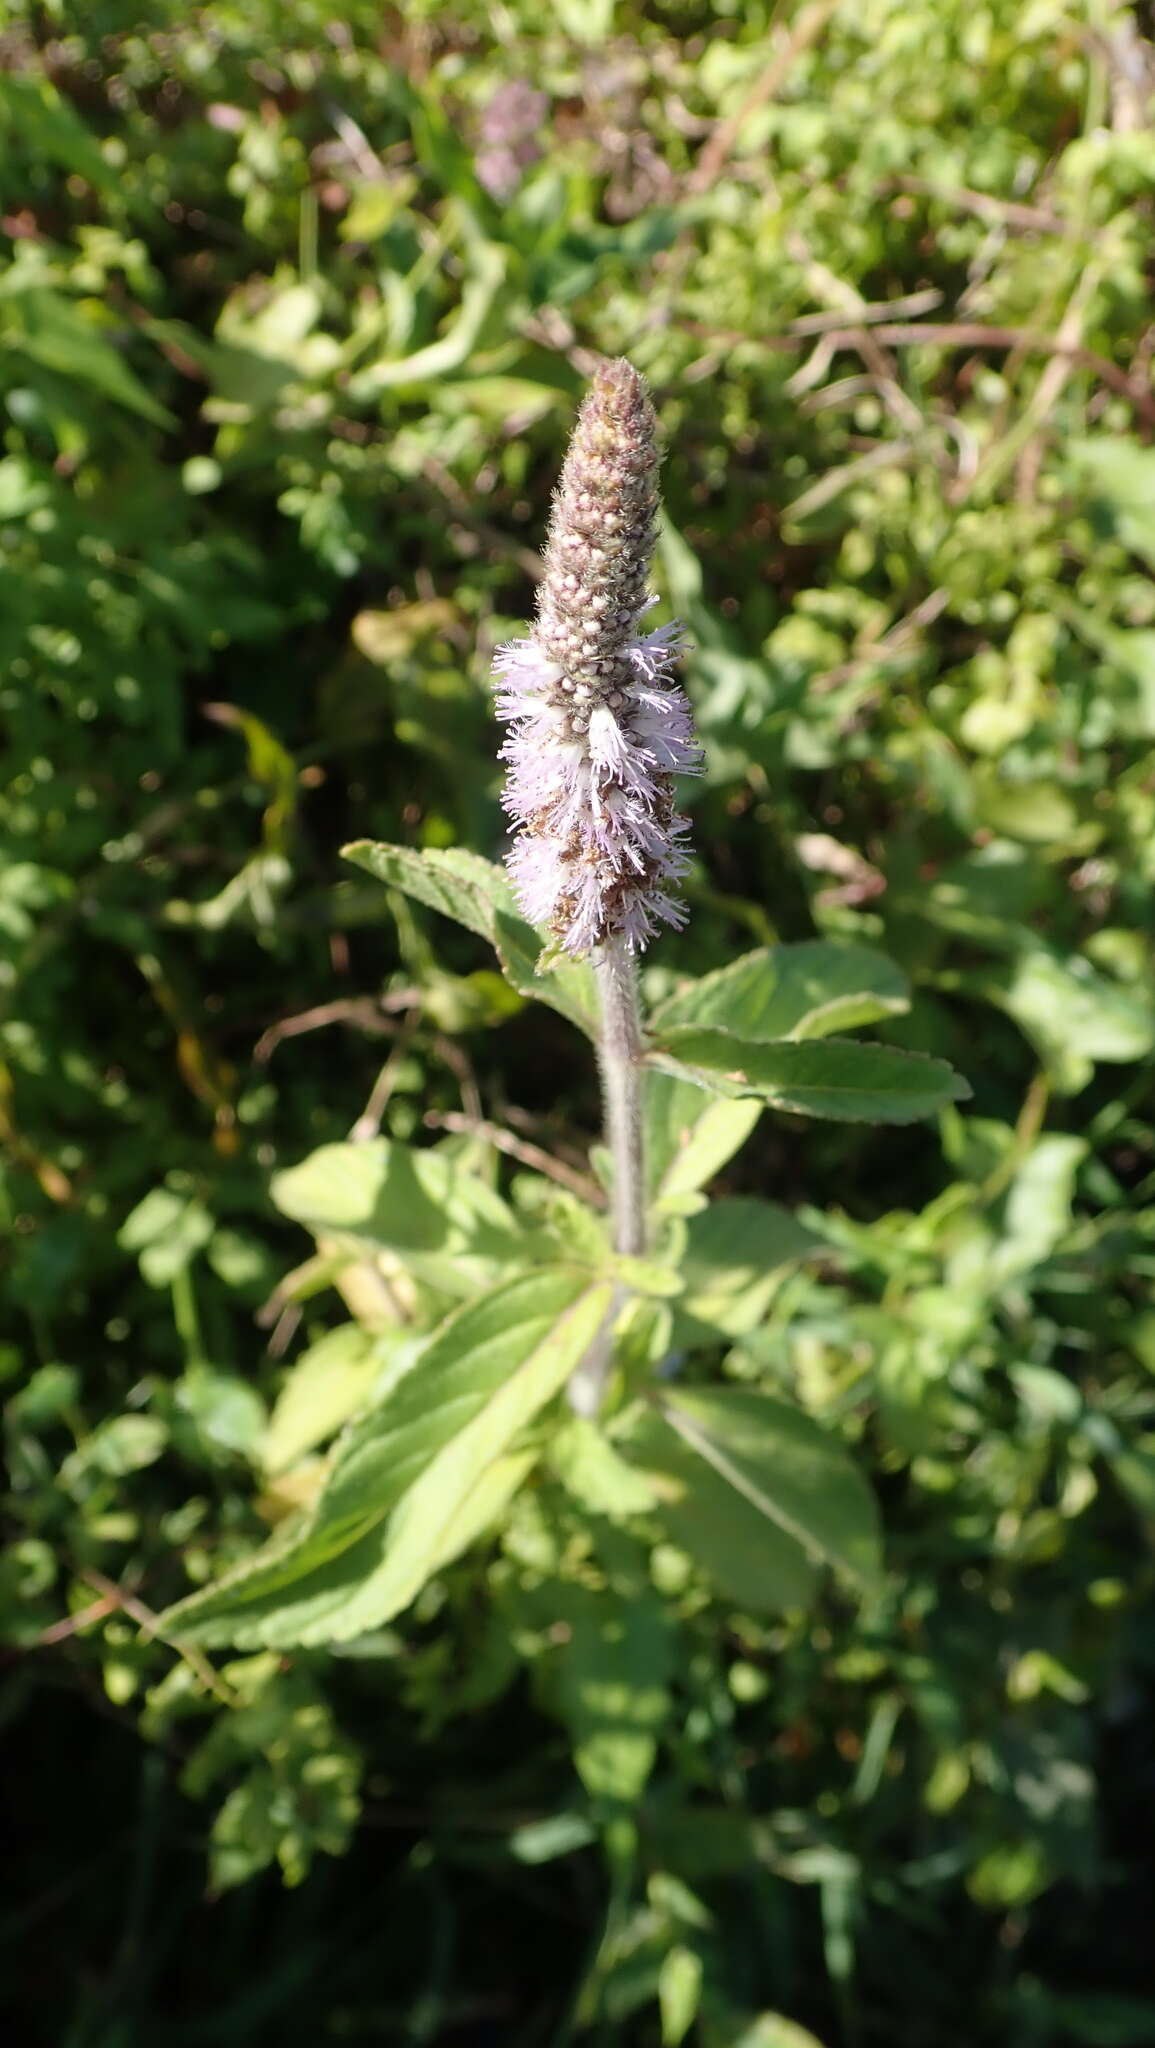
[5,3,1155,2043]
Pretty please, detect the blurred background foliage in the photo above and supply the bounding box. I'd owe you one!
[5,0,1155,2042]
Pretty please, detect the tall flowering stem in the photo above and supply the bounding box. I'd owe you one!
[493,359,699,1411]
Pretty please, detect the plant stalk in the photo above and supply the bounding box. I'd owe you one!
[568,939,645,1417]
[595,937,646,1260]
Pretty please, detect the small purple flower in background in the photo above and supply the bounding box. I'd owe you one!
[494,358,700,958]
[475,81,548,202]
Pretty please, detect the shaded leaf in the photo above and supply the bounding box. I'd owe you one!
[657,1387,882,1593]
[978,944,1155,1094]
[342,840,597,1035]
[674,1198,825,1344]
[4,285,173,426]
[551,1576,672,1802]
[624,1409,817,1614]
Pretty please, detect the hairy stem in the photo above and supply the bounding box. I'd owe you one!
[569,939,646,1416]
[595,937,646,1259]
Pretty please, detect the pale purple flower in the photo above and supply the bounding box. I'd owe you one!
[493,359,700,957]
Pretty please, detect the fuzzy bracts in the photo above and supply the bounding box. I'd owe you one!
[493,358,700,957]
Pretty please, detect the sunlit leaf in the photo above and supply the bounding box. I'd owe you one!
[651,941,909,1043]
[342,840,597,1036]
[654,1031,969,1122]
[160,1272,609,1647]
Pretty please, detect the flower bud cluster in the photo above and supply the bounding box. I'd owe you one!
[493,358,700,957]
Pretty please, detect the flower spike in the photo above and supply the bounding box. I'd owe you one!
[493,358,700,957]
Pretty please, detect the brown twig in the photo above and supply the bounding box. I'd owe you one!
[424,1109,605,1206]
[686,0,840,197]
[816,322,1151,421]
[78,1569,234,1704]
[810,587,951,693]
[37,1593,118,1646]
[676,315,1152,425]
[254,994,414,1063]
[788,287,944,335]
[890,175,1068,236]
[349,1013,420,1142]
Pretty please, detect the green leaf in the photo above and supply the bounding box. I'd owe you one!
[60,1414,168,1487]
[0,73,128,200]
[675,1199,825,1345]
[176,1366,266,1460]
[993,1134,1087,1284]
[422,1446,539,1576]
[4,285,174,427]
[659,1946,704,2048]
[652,941,909,1042]
[1069,434,1155,573]
[977,944,1155,1094]
[550,1417,662,1519]
[346,231,505,397]
[508,1812,598,1864]
[653,1031,969,1123]
[645,1071,763,1211]
[261,1324,420,1475]
[184,1663,361,1892]
[656,1387,882,1594]
[118,1187,214,1286]
[1110,1442,1155,1519]
[711,2017,829,2048]
[550,1576,672,1802]
[342,840,597,1036]
[161,1271,610,1647]
[271,1137,524,1296]
[624,1409,817,1614]
[607,1254,685,1300]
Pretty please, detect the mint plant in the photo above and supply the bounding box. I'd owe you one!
[152,366,970,2009]
[160,364,967,1715]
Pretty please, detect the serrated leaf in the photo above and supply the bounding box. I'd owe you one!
[657,1387,882,1594]
[651,941,909,1043]
[161,1271,608,1647]
[653,1031,969,1123]
[271,1137,523,1296]
[342,840,597,1036]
